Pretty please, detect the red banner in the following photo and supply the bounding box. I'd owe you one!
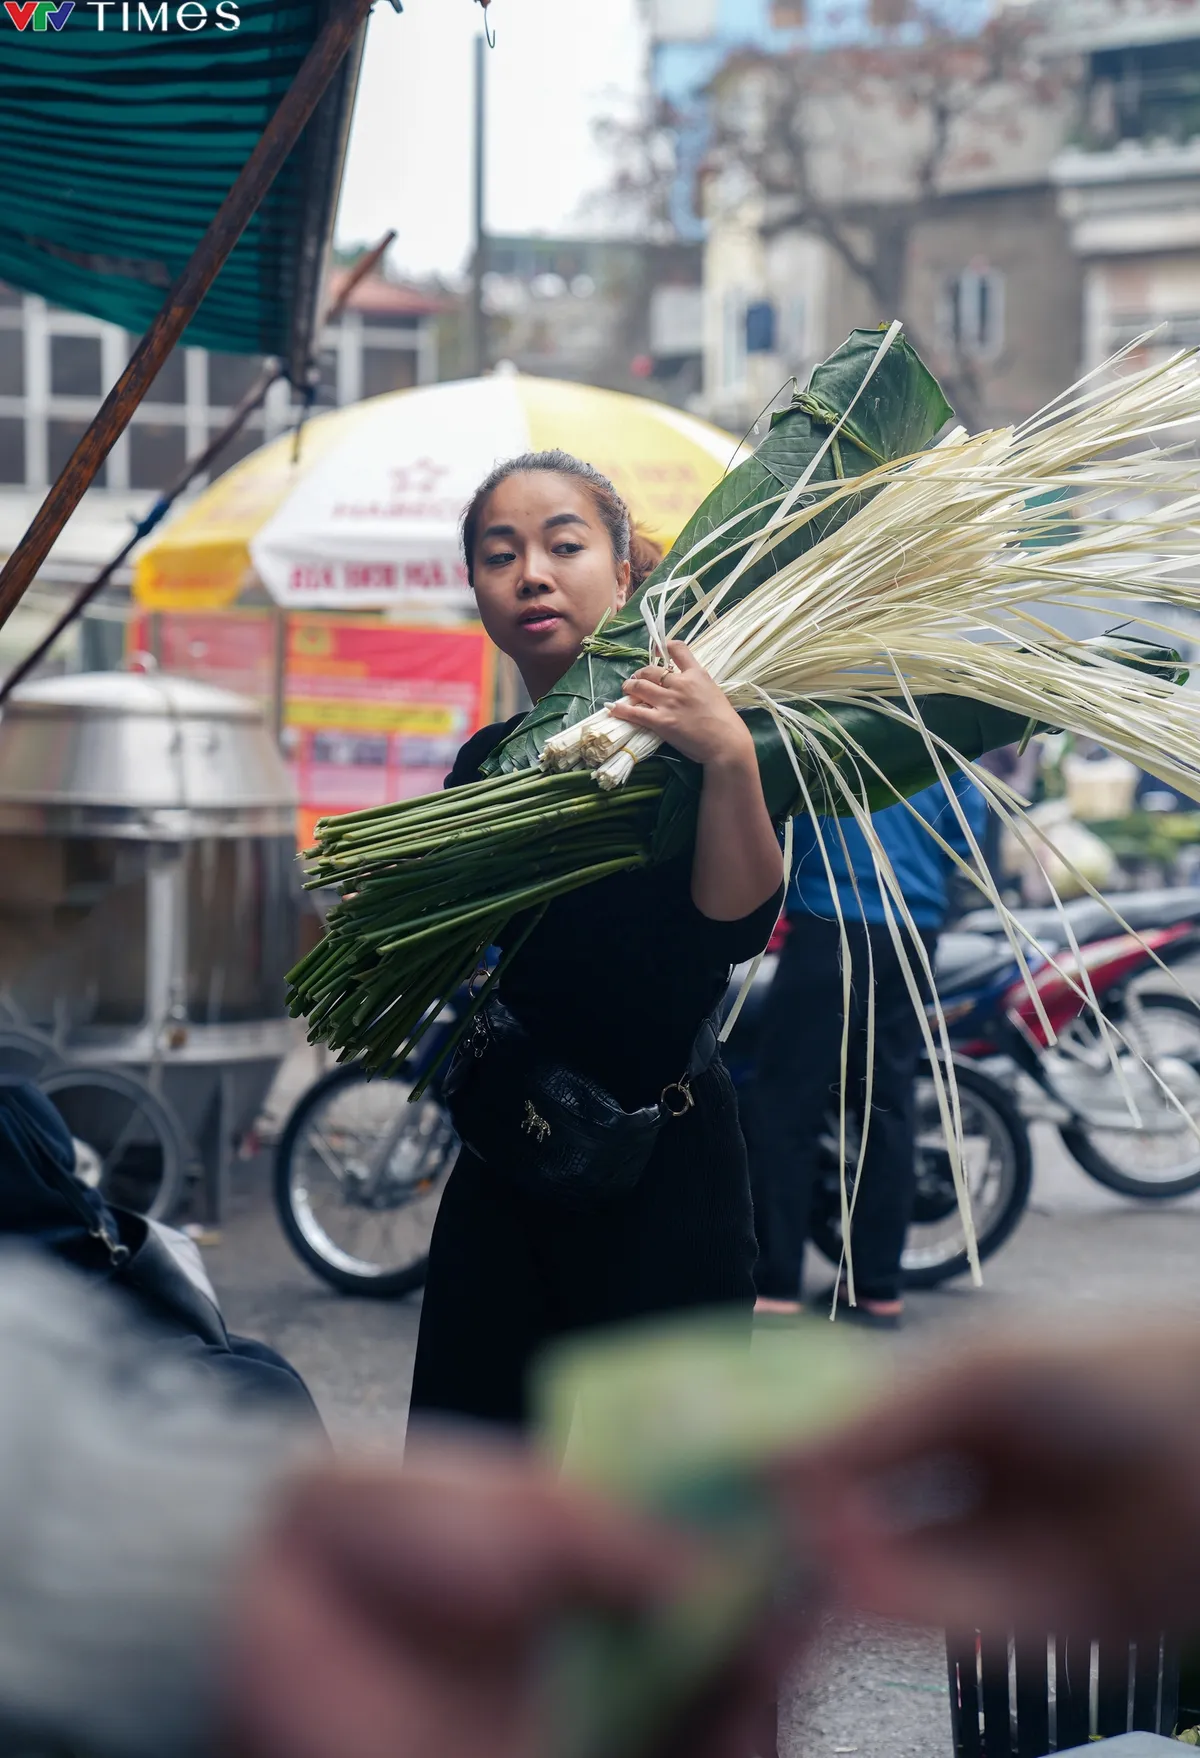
[285,618,494,847]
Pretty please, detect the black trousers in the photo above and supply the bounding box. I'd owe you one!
[408,1063,756,1431]
[744,915,936,1304]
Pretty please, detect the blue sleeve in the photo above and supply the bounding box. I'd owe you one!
[938,773,989,861]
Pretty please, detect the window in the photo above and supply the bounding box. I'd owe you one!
[206,418,267,476]
[145,346,185,405]
[0,329,23,396]
[0,418,24,484]
[1091,38,1200,146]
[49,419,105,486]
[314,347,339,406]
[943,266,1005,361]
[360,347,416,399]
[130,421,187,489]
[362,312,418,331]
[208,352,264,406]
[744,300,777,354]
[49,333,102,397]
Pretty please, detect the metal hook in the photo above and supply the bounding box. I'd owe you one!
[477,0,495,46]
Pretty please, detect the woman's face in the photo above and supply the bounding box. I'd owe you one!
[471,472,631,697]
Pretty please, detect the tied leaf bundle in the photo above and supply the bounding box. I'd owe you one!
[289,324,1200,1288]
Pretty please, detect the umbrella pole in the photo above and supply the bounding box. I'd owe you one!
[0,229,398,702]
[0,0,374,638]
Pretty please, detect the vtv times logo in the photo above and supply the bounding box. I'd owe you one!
[4,2,73,26]
[4,0,240,23]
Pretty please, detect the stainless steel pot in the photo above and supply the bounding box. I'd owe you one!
[0,672,302,1214]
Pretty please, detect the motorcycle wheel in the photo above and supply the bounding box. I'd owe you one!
[1059,990,1200,1199]
[274,1063,454,1298]
[811,1060,1032,1288]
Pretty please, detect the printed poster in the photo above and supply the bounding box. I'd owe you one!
[284,616,494,847]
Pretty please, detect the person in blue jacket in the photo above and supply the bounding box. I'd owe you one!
[746,773,988,1326]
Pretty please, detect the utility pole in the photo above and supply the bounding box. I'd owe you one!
[471,31,488,377]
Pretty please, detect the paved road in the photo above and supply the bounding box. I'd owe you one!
[201,1105,1200,1758]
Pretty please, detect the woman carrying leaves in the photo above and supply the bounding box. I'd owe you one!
[407,451,784,1430]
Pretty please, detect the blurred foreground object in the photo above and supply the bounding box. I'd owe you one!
[0,1247,309,1757]
[0,1246,726,1758]
[786,1323,1200,1643]
[532,1314,883,1758]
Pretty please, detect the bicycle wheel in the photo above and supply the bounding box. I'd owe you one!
[0,1025,63,1083]
[39,1066,190,1221]
[274,1062,454,1298]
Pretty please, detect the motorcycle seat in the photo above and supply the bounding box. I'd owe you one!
[958,886,1200,949]
[934,931,1016,996]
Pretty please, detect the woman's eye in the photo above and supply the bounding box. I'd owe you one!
[484,549,517,568]
[553,541,584,556]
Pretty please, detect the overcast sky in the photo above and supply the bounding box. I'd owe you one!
[334,0,647,281]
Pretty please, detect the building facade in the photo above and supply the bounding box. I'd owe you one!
[668,0,1200,432]
[1049,4,1200,368]
[476,234,704,405]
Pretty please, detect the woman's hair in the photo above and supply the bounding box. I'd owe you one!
[629,529,664,589]
[462,449,644,589]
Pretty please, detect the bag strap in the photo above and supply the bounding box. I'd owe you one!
[687,1012,720,1080]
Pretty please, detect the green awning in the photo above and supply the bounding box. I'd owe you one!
[0,0,365,379]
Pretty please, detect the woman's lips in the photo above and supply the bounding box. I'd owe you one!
[517,610,565,635]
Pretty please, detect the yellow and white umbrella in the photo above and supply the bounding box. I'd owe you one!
[133,373,743,615]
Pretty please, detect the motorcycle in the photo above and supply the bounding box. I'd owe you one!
[947,886,1200,1199]
[719,933,1033,1290]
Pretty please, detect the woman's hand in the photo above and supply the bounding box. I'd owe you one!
[611,642,782,922]
[223,1440,797,1758]
[776,1325,1200,1641]
[610,642,757,770]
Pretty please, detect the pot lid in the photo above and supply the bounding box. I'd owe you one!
[3,671,262,722]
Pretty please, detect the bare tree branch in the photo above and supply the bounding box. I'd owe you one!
[604,2,1070,428]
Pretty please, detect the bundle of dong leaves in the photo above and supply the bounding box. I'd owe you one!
[288,323,1200,1086]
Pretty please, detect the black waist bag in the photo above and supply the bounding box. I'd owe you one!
[443,997,719,1208]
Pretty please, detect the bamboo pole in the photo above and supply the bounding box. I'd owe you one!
[0,229,397,703]
[0,0,374,637]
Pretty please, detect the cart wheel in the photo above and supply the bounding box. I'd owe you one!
[38,1067,190,1221]
[0,1025,63,1083]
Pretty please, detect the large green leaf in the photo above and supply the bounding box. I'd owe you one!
[483,328,952,776]
[649,698,1031,863]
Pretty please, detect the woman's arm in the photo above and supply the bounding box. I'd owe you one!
[611,642,784,921]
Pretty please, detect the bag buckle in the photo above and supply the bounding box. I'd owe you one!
[660,1077,694,1118]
